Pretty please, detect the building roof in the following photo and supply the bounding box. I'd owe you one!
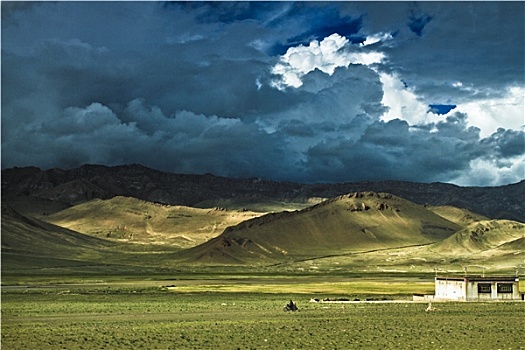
[436,275,519,282]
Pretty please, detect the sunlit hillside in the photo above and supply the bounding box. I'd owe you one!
[426,206,488,225]
[45,196,264,247]
[431,220,525,254]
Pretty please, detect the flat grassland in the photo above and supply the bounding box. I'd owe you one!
[2,276,524,350]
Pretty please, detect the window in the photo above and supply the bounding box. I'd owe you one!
[497,283,513,293]
[478,283,492,293]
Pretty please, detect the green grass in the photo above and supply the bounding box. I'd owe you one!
[2,281,524,350]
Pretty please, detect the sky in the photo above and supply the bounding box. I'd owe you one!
[1,1,524,186]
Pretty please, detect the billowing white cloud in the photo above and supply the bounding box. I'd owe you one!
[360,32,394,47]
[271,33,384,89]
[378,73,524,139]
[454,86,525,138]
[378,72,437,125]
[450,155,525,187]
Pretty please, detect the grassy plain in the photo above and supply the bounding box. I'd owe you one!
[2,275,525,350]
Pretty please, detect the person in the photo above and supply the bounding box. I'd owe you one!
[286,300,297,311]
[425,301,436,312]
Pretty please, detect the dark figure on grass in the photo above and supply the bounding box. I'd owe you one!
[284,300,298,311]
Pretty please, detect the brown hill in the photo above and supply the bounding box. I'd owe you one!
[431,220,525,254]
[45,196,262,247]
[426,206,488,225]
[2,164,524,221]
[275,219,524,274]
[423,220,525,272]
[176,192,462,264]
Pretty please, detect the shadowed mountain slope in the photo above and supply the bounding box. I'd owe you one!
[1,205,115,270]
[176,192,462,264]
[2,164,524,221]
[497,236,525,251]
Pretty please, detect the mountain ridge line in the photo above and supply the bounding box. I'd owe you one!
[2,163,524,222]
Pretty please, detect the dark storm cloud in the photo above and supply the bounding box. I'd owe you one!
[282,4,363,48]
[2,99,292,180]
[407,6,433,37]
[1,2,523,186]
[180,2,365,55]
[167,1,283,23]
[481,129,525,159]
[387,2,524,101]
[301,113,517,184]
[337,2,524,103]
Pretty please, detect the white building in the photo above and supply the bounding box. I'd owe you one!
[434,276,522,301]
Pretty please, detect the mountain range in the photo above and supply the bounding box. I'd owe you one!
[2,164,524,271]
[3,164,524,221]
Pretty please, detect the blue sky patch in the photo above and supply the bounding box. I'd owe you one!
[429,104,457,115]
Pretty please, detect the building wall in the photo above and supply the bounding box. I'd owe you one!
[466,280,521,301]
[435,279,465,301]
[496,280,521,300]
[466,281,490,301]
[435,277,521,301]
